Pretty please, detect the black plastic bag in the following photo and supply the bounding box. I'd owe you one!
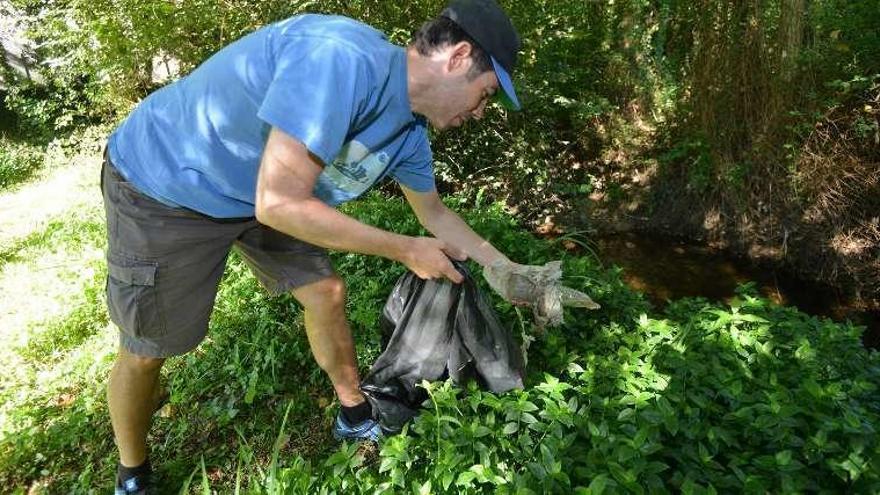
[361,261,525,434]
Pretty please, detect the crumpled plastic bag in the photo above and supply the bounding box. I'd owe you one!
[361,261,525,434]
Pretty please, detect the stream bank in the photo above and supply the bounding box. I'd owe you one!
[593,233,879,349]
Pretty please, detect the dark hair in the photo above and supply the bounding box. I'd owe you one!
[411,16,493,79]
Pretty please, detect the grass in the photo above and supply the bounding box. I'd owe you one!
[0,158,878,492]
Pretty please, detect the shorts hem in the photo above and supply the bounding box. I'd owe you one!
[267,267,337,295]
[119,330,206,358]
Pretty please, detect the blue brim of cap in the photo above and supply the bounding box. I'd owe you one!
[491,56,521,111]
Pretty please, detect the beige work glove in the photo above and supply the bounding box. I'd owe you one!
[483,259,600,327]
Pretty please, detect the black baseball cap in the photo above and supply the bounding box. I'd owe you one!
[440,0,521,110]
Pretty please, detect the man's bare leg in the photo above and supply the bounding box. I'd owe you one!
[292,275,364,407]
[108,347,166,467]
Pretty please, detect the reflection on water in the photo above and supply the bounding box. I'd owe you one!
[596,234,879,349]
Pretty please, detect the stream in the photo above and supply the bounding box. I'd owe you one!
[595,234,879,349]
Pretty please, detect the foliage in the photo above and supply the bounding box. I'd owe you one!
[1,0,879,488]
[0,137,43,190]
[650,0,880,216]
[0,123,108,191]
[2,188,878,493]
[237,283,880,494]
[4,0,652,228]
[7,0,877,242]
[5,0,878,208]
[2,77,91,139]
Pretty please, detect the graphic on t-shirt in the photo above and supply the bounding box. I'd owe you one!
[323,140,390,196]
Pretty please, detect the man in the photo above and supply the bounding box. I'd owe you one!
[105,1,532,493]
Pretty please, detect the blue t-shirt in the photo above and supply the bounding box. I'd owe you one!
[107,14,434,218]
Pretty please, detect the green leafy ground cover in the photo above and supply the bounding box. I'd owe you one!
[1,187,878,493]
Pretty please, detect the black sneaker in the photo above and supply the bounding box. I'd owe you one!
[115,472,152,495]
[332,411,383,442]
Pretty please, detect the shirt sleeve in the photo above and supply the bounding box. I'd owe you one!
[390,122,435,192]
[257,38,369,165]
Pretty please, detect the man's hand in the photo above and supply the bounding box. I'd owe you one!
[397,237,467,283]
[256,129,457,275]
[484,259,600,327]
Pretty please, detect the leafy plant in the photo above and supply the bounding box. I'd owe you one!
[0,138,43,190]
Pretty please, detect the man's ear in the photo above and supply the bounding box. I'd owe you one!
[446,41,474,75]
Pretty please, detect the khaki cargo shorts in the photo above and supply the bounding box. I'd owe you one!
[101,154,335,358]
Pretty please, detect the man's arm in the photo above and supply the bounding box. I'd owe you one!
[255,127,464,282]
[400,185,508,267]
[402,182,601,325]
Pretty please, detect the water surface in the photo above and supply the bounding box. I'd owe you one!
[595,234,879,349]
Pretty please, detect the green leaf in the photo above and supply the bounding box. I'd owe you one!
[617,408,636,422]
[439,415,461,426]
[733,313,768,323]
[456,471,476,486]
[541,444,555,469]
[812,429,828,448]
[775,450,792,466]
[632,427,649,449]
[681,477,699,495]
[699,443,712,463]
[503,422,519,434]
[588,474,611,494]
[567,362,585,374]
[199,458,210,495]
[527,462,547,480]
[615,445,637,463]
[522,412,539,424]
[244,376,257,405]
[474,426,492,437]
[442,472,454,491]
[840,453,866,481]
[378,457,396,473]
[608,462,633,484]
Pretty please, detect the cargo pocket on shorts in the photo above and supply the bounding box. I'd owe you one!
[106,254,166,338]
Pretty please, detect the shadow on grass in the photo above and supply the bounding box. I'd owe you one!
[547,293,880,492]
[0,137,45,192]
[0,98,100,192]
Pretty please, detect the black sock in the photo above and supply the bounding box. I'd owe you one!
[342,401,372,424]
[117,458,151,486]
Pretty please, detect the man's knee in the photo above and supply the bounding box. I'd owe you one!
[116,348,165,375]
[293,275,347,311]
